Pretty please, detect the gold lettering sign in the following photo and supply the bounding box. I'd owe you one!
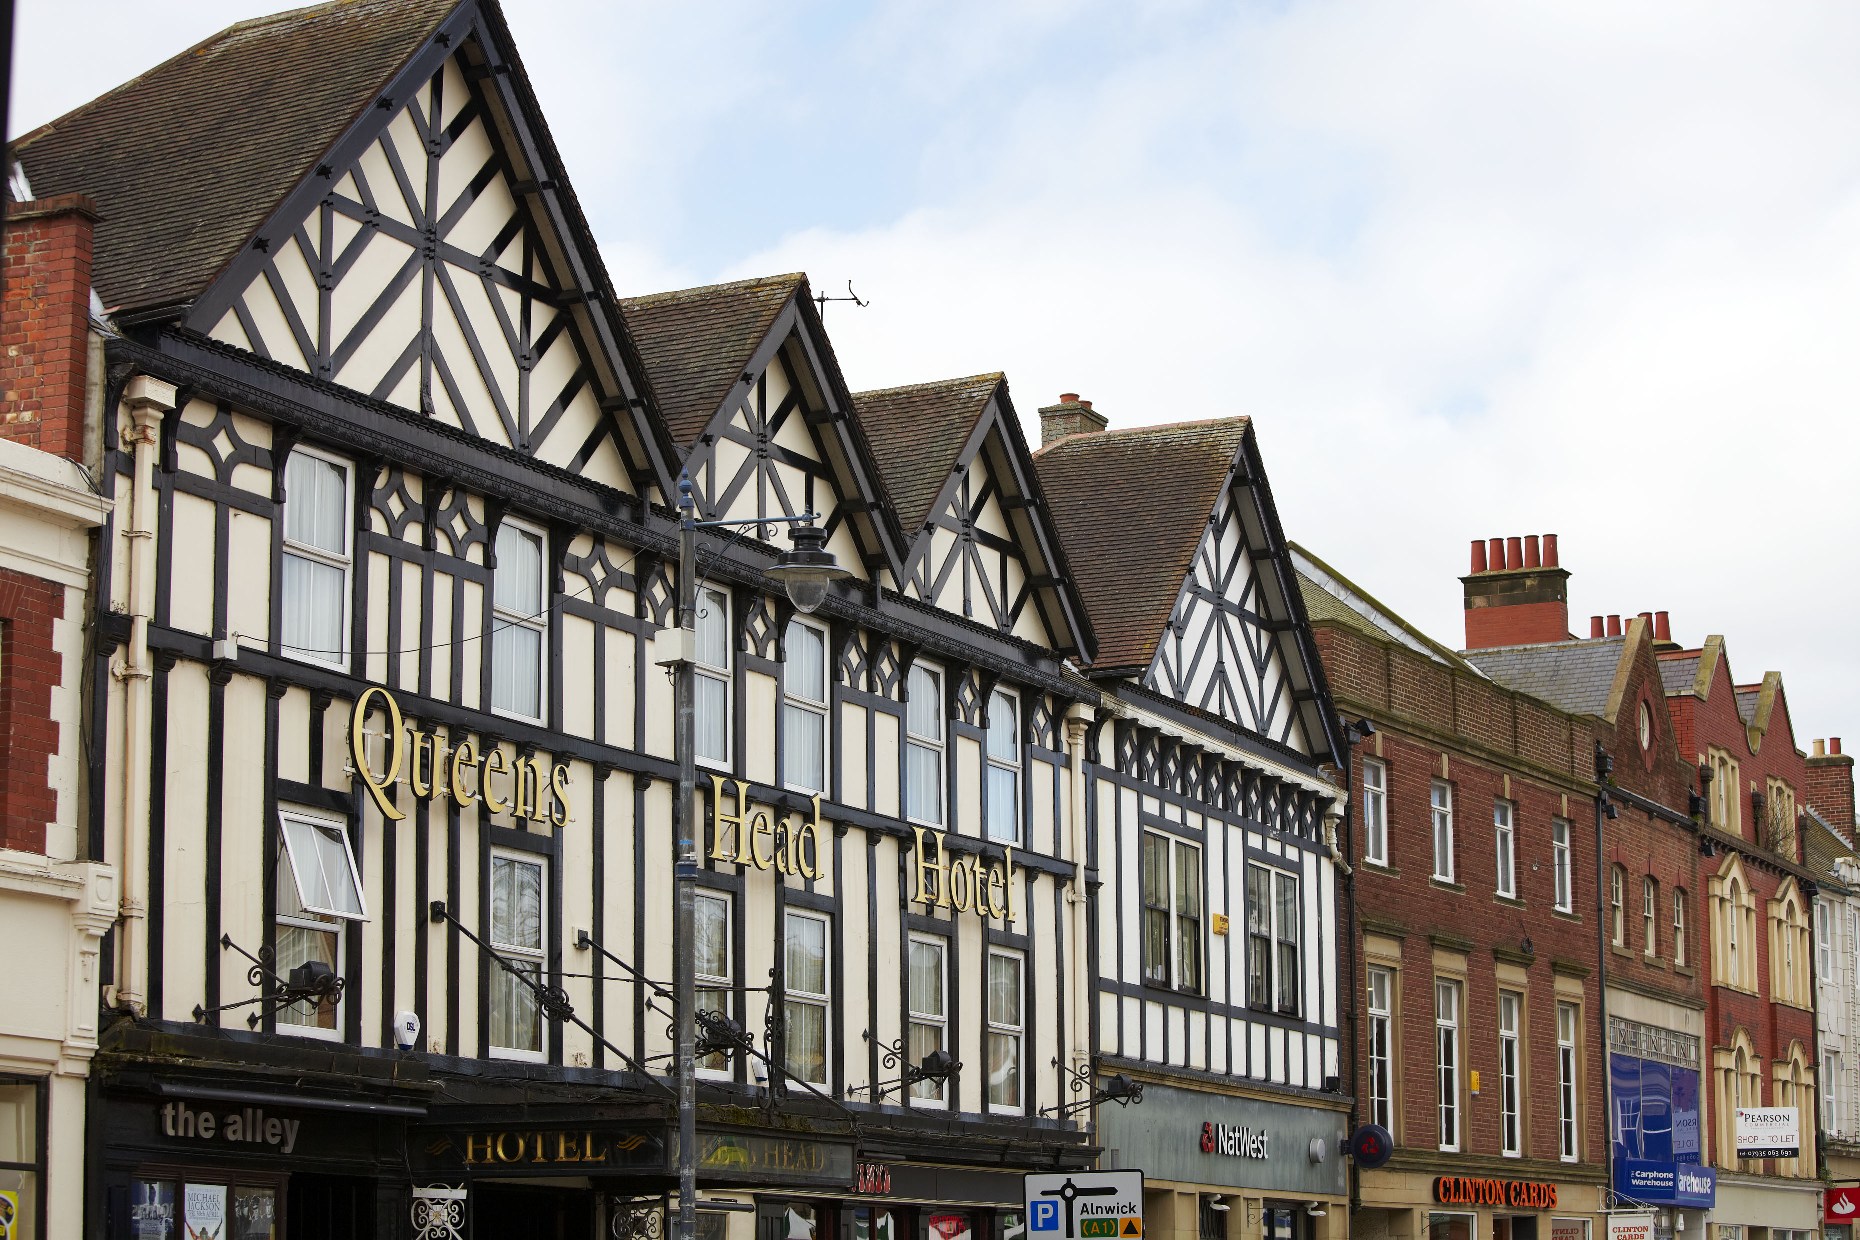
[349,685,573,826]
[709,777,827,880]
[457,1129,648,1167]
[911,827,1018,922]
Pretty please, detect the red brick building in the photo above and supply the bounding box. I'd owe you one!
[1296,542,1611,1240]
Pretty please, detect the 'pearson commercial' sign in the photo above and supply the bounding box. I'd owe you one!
[1734,1107,1799,1158]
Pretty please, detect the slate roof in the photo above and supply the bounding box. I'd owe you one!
[855,374,1001,535]
[1658,653,1701,696]
[1033,419,1249,673]
[1736,687,1760,724]
[11,0,459,316]
[1463,636,1627,717]
[1804,806,1856,887]
[619,274,804,449]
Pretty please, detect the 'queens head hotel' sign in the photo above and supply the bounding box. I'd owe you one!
[349,686,573,826]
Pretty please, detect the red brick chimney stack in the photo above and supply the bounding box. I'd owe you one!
[1038,392,1109,446]
[1462,532,1572,649]
[1,193,99,462]
[1808,737,1855,840]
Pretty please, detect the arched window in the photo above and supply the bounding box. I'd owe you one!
[1726,876,1741,981]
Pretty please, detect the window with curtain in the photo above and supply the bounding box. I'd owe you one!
[280,448,352,668]
[1557,1001,1579,1160]
[1368,966,1395,1132]
[1437,979,1461,1151]
[1246,863,1301,1015]
[905,664,944,825]
[695,892,731,1074]
[907,934,947,1106]
[1499,991,1522,1156]
[987,950,1024,1110]
[984,689,1021,844]
[491,520,547,721]
[489,851,546,1059]
[1552,818,1573,912]
[693,587,731,766]
[784,911,830,1086]
[1431,782,1454,881]
[782,619,828,793]
[1142,831,1202,994]
[1362,758,1388,866]
[276,807,366,1037]
[1494,800,1515,897]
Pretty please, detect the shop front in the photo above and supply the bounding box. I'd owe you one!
[1097,1080,1348,1240]
[1704,1177,1820,1240]
[1355,1167,1605,1240]
[1609,1038,1716,1240]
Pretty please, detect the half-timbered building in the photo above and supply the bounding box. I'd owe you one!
[8,2,1115,1236]
[1033,403,1352,1240]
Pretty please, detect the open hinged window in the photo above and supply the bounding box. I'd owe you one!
[279,810,367,921]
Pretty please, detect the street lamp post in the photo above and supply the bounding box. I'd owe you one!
[671,472,849,1240]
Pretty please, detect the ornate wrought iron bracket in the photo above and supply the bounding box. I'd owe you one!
[855,1031,961,1101]
[1040,1058,1142,1117]
[191,933,344,1029]
[430,901,669,1091]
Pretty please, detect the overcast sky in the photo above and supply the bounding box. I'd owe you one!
[13,1,1860,752]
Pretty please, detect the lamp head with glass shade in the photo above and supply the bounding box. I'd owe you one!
[765,522,850,614]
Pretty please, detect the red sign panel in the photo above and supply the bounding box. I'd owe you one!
[1825,1185,1860,1223]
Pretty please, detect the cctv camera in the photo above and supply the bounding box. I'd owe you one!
[393,1010,422,1052]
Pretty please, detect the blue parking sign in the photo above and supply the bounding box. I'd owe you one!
[1031,1202,1061,1232]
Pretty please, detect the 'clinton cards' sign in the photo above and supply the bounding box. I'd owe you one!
[1734,1108,1799,1158]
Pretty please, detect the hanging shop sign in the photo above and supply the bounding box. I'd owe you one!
[1606,1213,1657,1240]
[855,1163,894,1195]
[1433,1177,1558,1209]
[1825,1185,1860,1222]
[708,777,827,879]
[1734,1108,1799,1158]
[350,686,573,825]
[911,827,1020,922]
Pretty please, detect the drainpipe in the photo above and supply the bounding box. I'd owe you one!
[112,375,176,1014]
[1329,724,1361,1218]
[1064,710,1093,1095]
[1595,745,1617,1214]
[1807,880,1827,1184]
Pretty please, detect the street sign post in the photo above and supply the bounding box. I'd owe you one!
[1025,1171,1145,1240]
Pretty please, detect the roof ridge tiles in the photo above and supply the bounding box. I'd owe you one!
[1031,414,1250,458]
[618,272,807,307]
[852,373,1004,399]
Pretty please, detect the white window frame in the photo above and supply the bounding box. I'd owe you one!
[1499,990,1522,1157]
[907,933,948,1108]
[1144,831,1204,995]
[986,948,1025,1112]
[693,586,732,768]
[1557,1001,1579,1161]
[1817,901,1833,981]
[488,848,548,1063]
[1431,781,1454,882]
[1244,863,1302,1017]
[904,663,945,826]
[783,910,831,1088]
[782,618,830,794]
[1494,800,1516,898]
[984,688,1021,845]
[275,806,365,1040]
[1825,1050,1842,1136]
[279,445,353,671]
[694,891,733,1078]
[1611,866,1625,946]
[1674,888,1688,966]
[1362,758,1388,867]
[1436,978,1461,1152]
[1643,877,1658,957]
[1552,818,1573,912]
[490,516,548,724]
[1368,966,1394,1133]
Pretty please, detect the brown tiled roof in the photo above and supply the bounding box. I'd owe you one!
[619,274,803,449]
[855,374,1001,534]
[1034,419,1249,672]
[11,0,458,316]
[1463,637,1627,717]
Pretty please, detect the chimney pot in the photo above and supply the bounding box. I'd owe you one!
[1590,616,1605,638]
[1815,739,1828,758]
[1543,534,1559,567]
[1471,540,1489,574]
[1524,535,1541,569]
[1637,611,1653,630]
[1506,536,1524,569]
[1836,738,1845,756]
[1080,399,1092,411]
[1059,392,1079,404]
[1606,615,1622,637]
[1488,537,1506,571]
[1655,611,1672,643]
